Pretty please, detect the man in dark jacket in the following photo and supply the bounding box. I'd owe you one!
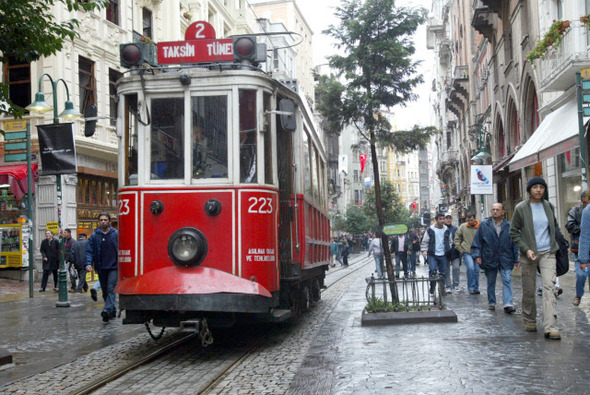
[391,233,411,278]
[71,233,89,293]
[471,203,519,313]
[63,228,76,292]
[420,213,451,293]
[566,190,590,306]
[444,215,461,293]
[39,230,60,292]
[85,213,119,322]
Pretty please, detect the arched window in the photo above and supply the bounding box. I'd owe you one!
[507,101,519,152]
[497,117,506,158]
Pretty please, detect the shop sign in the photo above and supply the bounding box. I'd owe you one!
[4,120,26,131]
[46,221,59,234]
[470,164,493,195]
[383,224,408,235]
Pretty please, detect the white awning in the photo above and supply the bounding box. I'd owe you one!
[509,97,580,172]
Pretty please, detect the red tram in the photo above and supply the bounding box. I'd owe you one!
[115,40,330,330]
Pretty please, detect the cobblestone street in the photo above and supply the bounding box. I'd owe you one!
[2,255,590,394]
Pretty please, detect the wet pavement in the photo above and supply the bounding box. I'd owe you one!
[290,258,590,393]
[0,278,145,385]
[2,256,590,393]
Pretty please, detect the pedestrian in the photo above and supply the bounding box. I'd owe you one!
[509,177,562,340]
[471,203,519,313]
[340,237,350,266]
[407,228,420,275]
[577,201,590,306]
[420,213,450,294]
[85,212,119,322]
[63,228,76,292]
[444,215,461,292]
[566,190,590,306]
[454,211,480,295]
[368,232,384,278]
[330,237,341,267]
[39,230,59,292]
[391,232,410,278]
[70,233,89,293]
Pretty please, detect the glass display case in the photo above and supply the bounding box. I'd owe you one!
[0,223,29,269]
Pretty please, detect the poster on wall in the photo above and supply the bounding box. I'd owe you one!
[470,164,493,195]
[37,123,77,175]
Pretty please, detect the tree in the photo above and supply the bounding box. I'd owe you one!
[0,0,107,118]
[363,180,411,229]
[343,205,372,235]
[319,0,436,300]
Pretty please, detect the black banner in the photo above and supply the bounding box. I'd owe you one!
[37,123,77,175]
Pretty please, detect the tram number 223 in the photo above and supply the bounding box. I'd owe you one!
[119,199,131,216]
[248,197,273,214]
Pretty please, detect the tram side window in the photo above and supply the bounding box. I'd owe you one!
[303,131,312,195]
[240,89,257,183]
[192,95,228,179]
[263,92,273,185]
[124,94,138,185]
[150,98,184,180]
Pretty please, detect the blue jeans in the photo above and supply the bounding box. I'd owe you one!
[373,254,384,277]
[395,252,408,277]
[408,251,417,272]
[427,255,447,278]
[97,269,118,314]
[485,268,513,307]
[464,253,480,291]
[92,279,101,291]
[574,253,589,297]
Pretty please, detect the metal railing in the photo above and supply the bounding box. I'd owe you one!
[365,275,446,311]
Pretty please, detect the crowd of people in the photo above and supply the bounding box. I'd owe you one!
[335,177,587,341]
[39,212,119,323]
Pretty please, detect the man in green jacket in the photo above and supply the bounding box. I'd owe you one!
[509,177,561,340]
[454,211,480,295]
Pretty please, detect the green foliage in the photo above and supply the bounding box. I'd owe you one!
[323,0,428,133]
[525,20,570,64]
[0,0,108,118]
[365,297,428,312]
[329,211,347,233]
[315,74,346,135]
[343,205,373,235]
[362,180,411,229]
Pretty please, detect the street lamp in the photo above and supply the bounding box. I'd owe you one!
[26,73,82,308]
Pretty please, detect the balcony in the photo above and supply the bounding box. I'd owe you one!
[472,0,495,42]
[537,20,590,92]
[479,0,502,15]
[440,149,460,166]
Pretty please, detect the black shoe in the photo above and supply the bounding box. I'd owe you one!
[110,311,117,319]
[39,289,45,292]
[504,306,516,314]
[101,311,110,322]
[91,288,98,302]
[474,290,481,294]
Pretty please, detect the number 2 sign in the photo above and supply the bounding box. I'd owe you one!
[185,21,216,40]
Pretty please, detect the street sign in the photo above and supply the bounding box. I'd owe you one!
[4,120,26,131]
[383,224,408,235]
[46,222,59,234]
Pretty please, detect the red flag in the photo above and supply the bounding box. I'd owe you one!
[565,150,571,165]
[360,154,367,173]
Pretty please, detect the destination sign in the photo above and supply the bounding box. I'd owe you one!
[157,38,233,64]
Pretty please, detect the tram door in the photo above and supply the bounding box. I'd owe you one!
[276,109,294,278]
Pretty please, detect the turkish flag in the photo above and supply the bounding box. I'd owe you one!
[360,154,367,174]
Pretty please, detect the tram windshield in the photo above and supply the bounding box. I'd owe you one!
[151,98,184,180]
[191,95,228,179]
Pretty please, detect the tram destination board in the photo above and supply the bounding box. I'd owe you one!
[157,38,233,64]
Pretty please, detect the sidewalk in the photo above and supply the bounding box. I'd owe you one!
[0,277,145,386]
[289,260,590,393]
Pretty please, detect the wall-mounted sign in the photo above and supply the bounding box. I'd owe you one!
[470,164,493,195]
[383,224,408,235]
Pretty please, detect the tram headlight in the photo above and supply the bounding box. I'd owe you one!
[167,228,208,267]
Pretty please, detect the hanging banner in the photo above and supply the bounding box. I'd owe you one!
[338,154,348,176]
[360,154,367,174]
[470,164,493,195]
[37,123,77,175]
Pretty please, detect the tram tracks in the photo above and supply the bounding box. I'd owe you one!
[73,255,371,394]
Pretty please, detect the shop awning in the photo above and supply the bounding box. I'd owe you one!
[509,98,580,172]
[0,164,38,199]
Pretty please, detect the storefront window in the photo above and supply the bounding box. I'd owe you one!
[559,148,582,225]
